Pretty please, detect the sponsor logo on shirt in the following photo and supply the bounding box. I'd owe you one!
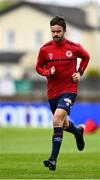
[48,53,53,60]
[66,50,73,57]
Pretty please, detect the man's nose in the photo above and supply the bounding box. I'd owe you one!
[54,32,58,36]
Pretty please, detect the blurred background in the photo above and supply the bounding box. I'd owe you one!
[0,0,100,131]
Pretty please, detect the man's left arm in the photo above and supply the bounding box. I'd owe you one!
[77,44,90,76]
[72,44,90,82]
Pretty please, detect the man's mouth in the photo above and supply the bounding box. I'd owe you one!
[54,36,60,39]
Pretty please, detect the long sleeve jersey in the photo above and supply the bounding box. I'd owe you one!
[36,38,90,99]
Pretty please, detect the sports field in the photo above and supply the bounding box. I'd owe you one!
[0,128,100,179]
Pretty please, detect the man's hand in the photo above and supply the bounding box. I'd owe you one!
[50,66,56,75]
[72,72,81,82]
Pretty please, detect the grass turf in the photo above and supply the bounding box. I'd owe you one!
[0,128,100,179]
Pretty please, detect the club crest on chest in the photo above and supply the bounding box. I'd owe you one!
[66,50,73,57]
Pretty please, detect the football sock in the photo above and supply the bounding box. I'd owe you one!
[64,121,79,136]
[50,127,63,161]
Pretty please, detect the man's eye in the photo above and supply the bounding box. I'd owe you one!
[52,31,61,33]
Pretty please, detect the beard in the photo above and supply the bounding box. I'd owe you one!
[53,36,63,43]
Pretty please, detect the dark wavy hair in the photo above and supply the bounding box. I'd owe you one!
[50,16,66,31]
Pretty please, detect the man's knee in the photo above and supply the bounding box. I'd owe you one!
[63,118,69,128]
[53,108,67,127]
[53,114,63,127]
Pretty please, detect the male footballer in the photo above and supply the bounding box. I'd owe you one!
[36,16,90,171]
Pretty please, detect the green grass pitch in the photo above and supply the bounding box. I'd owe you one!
[0,128,100,179]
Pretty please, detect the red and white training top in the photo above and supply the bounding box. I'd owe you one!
[36,38,90,99]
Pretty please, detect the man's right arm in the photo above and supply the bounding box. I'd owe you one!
[36,48,50,77]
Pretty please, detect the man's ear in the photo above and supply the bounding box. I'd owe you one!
[64,29,67,33]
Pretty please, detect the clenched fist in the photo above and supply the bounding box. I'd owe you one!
[50,66,56,75]
[72,72,81,82]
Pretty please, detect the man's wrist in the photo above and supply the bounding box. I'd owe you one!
[78,70,83,76]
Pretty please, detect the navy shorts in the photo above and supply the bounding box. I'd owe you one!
[49,93,77,115]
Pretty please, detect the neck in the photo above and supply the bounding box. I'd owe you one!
[54,38,65,45]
